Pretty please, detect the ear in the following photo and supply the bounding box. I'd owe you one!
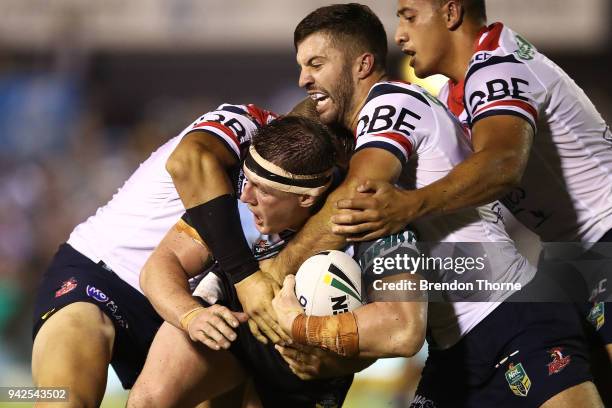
[297,194,318,208]
[355,53,376,79]
[442,1,464,31]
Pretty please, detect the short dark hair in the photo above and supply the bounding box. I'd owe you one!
[252,116,336,175]
[438,0,486,23]
[464,0,486,22]
[294,3,387,71]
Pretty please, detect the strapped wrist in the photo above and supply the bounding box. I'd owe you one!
[186,195,259,284]
[179,306,206,331]
[291,312,359,357]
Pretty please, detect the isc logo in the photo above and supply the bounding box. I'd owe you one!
[331,295,349,315]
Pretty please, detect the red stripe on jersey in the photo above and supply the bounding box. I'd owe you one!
[192,121,240,149]
[475,22,504,52]
[475,100,538,121]
[246,104,276,126]
[447,79,466,117]
[372,132,413,157]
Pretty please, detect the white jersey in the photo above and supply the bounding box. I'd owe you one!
[356,81,535,349]
[439,23,612,244]
[67,103,276,293]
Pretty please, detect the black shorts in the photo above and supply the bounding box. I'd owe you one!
[411,302,592,408]
[202,272,353,408]
[32,243,163,389]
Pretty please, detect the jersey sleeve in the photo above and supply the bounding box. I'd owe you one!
[187,103,277,160]
[354,82,434,165]
[464,54,543,131]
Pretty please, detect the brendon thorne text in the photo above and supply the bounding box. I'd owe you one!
[372,279,522,292]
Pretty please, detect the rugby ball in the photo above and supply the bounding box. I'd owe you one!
[295,250,364,316]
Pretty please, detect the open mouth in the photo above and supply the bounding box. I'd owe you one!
[309,91,330,111]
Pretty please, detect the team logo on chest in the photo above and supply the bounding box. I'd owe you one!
[547,347,571,375]
[505,362,531,397]
[253,239,272,257]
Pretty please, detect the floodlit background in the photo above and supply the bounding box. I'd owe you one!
[1,1,610,407]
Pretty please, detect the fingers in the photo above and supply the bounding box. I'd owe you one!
[281,274,296,294]
[248,319,267,344]
[275,345,318,380]
[331,220,386,236]
[191,321,231,350]
[356,179,383,193]
[335,197,379,212]
[251,314,280,344]
[189,306,241,350]
[346,227,393,242]
[232,311,249,323]
[252,311,292,345]
[211,304,240,328]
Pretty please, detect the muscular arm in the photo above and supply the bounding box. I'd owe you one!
[140,221,212,328]
[166,131,238,207]
[168,128,288,344]
[331,115,534,239]
[265,148,403,279]
[410,115,533,216]
[273,273,427,359]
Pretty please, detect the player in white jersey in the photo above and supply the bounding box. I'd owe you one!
[31,102,278,407]
[258,4,602,407]
[321,0,611,404]
[127,116,417,407]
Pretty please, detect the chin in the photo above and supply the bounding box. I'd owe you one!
[413,63,434,80]
[317,108,340,126]
[255,225,270,234]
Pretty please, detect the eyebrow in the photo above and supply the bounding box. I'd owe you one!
[396,7,415,17]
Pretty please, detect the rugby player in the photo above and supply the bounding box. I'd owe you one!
[328,0,612,403]
[263,4,603,407]
[332,0,612,358]
[127,116,400,408]
[31,102,281,407]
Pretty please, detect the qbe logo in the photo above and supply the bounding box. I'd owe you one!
[86,285,109,303]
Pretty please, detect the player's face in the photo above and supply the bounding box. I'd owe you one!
[240,178,308,235]
[394,0,449,78]
[296,32,356,126]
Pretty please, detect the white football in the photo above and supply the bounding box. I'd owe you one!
[295,250,364,316]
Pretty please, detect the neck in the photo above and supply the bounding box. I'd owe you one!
[443,20,487,83]
[346,70,388,130]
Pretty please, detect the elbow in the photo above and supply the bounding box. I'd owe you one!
[492,152,528,193]
[166,144,211,182]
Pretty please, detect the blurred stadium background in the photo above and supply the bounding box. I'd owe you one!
[0,1,610,407]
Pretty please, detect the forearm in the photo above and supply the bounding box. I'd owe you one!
[411,116,532,219]
[273,180,357,276]
[353,302,425,358]
[291,301,425,359]
[274,148,402,277]
[141,256,202,329]
[414,149,521,217]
